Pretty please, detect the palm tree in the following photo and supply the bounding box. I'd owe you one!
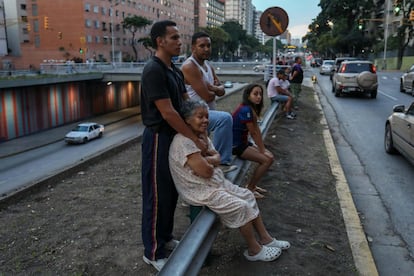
[122,16,152,61]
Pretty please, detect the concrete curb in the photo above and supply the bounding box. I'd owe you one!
[309,79,379,276]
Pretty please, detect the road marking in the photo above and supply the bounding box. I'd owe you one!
[312,89,379,276]
[379,90,398,101]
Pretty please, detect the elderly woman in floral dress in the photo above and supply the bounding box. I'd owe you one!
[168,99,290,262]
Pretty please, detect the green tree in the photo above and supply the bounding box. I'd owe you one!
[387,1,414,69]
[138,37,153,58]
[240,35,261,60]
[122,16,152,61]
[304,0,377,57]
[221,21,246,60]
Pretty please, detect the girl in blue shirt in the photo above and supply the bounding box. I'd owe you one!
[232,84,274,199]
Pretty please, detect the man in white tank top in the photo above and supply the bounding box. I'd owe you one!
[181,32,236,173]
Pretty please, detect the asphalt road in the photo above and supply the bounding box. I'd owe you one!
[0,82,248,200]
[314,68,414,275]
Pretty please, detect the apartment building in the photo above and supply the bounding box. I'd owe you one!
[1,0,195,70]
[206,0,224,28]
[225,0,254,35]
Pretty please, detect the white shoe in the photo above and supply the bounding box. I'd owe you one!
[165,239,180,251]
[219,164,238,173]
[143,255,167,271]
[264,238,291,250]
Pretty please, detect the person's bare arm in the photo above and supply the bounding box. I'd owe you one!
[186,152,214,178]
[204,148,221,167]
[276,85,292,97]
[154,98,207,153]
[246,120,266,153]
[209,67,225,97]
[181,62,216,103]
[290,70,298,81]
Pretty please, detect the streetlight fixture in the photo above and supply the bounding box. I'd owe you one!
[110,1,119,66]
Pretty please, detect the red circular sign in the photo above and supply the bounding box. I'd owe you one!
[260,7,289,36]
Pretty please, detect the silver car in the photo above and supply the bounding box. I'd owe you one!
[385,102,414,165]
[332,60,378,98]
[64,122,104,144]
[319,60,334,75]
[400,64,414,96]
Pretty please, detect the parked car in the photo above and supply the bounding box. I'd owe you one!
[224,80,233,88]
[400,65,414,96]
[330,57,358,80]
[319,60,334,75]
[331,60,378,98]
[384,102,414,165]
[64,122,104,144]
[253,64,266,72]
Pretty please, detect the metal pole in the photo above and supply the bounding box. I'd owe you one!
[273,37,277,77]
[110,3,118,67]
[383,0,390,70]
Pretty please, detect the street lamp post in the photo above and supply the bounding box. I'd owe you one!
[110,1,119,66]
[383,0,391,70]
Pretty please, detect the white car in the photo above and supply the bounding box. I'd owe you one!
[224,80,233,88]
[64,122,104,144]
[319,60,334,75]
[385,102,414,165]
[400,64,414,96]
[253,64,266,72]
[332,60,378,98]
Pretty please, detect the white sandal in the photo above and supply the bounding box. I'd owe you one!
[243,245,281,262]
[264,238,291,250]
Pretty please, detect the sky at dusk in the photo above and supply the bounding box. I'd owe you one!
[252,0,321,38]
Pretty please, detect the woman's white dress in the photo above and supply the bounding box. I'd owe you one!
[169,133,259,228]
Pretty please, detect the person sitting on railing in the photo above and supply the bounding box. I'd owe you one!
[169,99,290,262]
[267,69,296,120]
[232,84,274,199]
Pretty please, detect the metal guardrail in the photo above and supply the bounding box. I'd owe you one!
[158,101,280,276]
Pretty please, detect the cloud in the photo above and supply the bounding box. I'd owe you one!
[288,24,309,39]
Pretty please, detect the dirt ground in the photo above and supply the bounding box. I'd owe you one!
[0,81,356,275]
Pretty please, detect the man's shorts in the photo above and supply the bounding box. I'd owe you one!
[271,94,289,103]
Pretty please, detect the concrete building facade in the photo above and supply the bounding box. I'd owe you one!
[1,0,196,70]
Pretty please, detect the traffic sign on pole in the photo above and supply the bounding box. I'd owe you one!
[259,7,289,36]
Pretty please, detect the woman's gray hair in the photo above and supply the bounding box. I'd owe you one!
[181,99,209,120]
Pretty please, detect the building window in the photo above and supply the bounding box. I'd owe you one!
[84,3,90,12]
[33,20,39,32]
[101,7,107,15]
[35,35,40,48]
[31,4,38,16]
[93,6,99,13]
[94,20,100,28]
[85,19,92,28]
[87,35,92,43]
[20,4,27,10]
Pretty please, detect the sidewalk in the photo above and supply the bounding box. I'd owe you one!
[0,107,140,159]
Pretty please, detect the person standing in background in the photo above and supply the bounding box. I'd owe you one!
[289,56,304,109]
[140,20,207,272]
[181,32,236,173]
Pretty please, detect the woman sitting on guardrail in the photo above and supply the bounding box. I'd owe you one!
[232,84,274,199]
[169,99,290,262]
